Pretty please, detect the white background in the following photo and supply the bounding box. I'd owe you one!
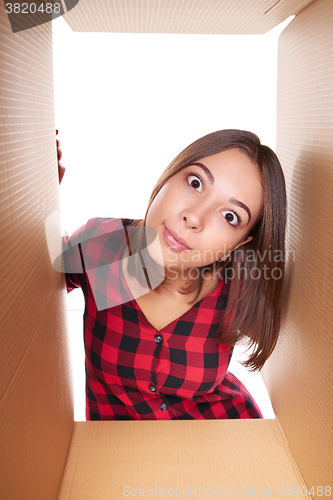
[52,15,293,420]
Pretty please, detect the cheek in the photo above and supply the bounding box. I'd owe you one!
[201,230,240,262]
[147,187,178,222]
[146,195,165,225]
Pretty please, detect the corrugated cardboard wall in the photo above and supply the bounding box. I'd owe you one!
[1,0,332,496]
[62,0,314,34]
[261,0,333,488]
[0,5,74,500]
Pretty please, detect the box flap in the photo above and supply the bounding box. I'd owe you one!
[0,3,74,498]
[261,0,333,489]
[58,420,309,499]
[61,0,316,35]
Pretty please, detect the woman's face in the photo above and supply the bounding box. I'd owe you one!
[145,148,264,273]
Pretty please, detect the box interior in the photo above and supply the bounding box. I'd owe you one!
[0,0,332,498]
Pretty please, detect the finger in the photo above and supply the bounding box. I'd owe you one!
[56,129,59,135]
[58,165,65,185]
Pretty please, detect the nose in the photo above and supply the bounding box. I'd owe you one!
[180,200,208,230]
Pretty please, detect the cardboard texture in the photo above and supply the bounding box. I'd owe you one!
[57,420,305,500]
[61,0,314,34]
[260,0,333,488]
[0,3,74,499]
[0,0,332,498]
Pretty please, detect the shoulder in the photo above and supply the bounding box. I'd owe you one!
[80,217,140,239]
[76,217,144,261]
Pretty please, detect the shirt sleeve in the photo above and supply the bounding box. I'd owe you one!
[56,216,127,297]
[61,221,88,293]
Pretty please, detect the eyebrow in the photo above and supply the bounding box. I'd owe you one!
[229,197,251,223]
[191,162,252,223]
[192,162,215,184]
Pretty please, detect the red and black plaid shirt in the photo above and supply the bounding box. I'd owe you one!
[63,217,263,420]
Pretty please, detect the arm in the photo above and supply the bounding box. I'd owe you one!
[62,225,86,293]
[56,129,66,185]
[55,129,83,292]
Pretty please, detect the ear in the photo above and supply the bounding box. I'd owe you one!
[233,234,253,251]
[219,235,253,262]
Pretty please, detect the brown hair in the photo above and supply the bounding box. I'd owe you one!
[126,129,287,371]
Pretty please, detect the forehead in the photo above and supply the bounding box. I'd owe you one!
[183,148,263,193]
[198,148,260,178]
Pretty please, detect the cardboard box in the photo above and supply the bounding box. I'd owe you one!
[0,0,332,498]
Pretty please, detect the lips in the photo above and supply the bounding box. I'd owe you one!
[163,225,192,251]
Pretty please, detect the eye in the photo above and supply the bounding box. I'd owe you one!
[221,210,241,226]
[187,173,203,192]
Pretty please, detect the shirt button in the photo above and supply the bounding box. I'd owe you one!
[160,403,168,412]
[149,384,156,392]
[155,334,163,343]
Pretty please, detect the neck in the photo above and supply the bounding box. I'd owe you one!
[122,243,219,299]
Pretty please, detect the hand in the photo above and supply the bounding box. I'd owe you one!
[56,129,66,185]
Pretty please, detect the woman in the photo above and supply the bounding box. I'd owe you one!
[56,128,286,421]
